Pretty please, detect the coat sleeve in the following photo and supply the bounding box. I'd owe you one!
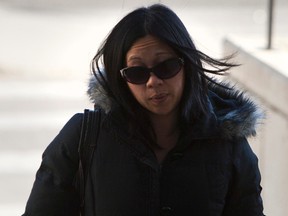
[223,137,265,216]
[22,113,83,216]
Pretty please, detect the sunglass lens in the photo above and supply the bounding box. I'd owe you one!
[155,58,182,79]
[124,67,149,84]
[122,58,183,84]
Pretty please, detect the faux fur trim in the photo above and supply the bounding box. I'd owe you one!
[87,76,111,113]
[87,76,265,139]
[208,81,265,138]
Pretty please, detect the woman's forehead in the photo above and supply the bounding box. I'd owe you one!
[126,35,175,60]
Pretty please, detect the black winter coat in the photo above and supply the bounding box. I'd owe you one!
[22,80,265,216]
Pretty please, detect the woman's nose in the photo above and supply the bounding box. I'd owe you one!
[146,72,163,87]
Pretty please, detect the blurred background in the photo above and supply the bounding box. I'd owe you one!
[0,0,287,215]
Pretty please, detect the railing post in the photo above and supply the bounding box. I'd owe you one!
[267,0,275,49]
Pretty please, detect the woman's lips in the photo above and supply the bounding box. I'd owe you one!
[150,93,168,104]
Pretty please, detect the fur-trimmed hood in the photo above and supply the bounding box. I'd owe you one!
[87,76,264,139]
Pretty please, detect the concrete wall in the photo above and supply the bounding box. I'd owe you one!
[1,0,287,11]
[223,36,288,216]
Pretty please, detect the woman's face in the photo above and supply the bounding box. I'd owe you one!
[124,35,184,117]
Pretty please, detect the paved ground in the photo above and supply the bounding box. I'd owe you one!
[0,1,287,215]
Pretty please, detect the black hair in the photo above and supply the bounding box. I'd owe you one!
[91,4,238,145]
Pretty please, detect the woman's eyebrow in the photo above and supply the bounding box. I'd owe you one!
[127,56,142,62]
[127,51,173,61]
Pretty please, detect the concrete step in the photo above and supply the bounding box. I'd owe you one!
[0,79,94,149]
[0,79,93,215]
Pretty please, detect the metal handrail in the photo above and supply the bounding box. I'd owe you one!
[267,0,274,49]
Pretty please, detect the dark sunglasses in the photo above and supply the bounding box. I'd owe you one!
[120,57,184,84]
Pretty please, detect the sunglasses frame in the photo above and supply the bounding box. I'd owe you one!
[120,57,184,84]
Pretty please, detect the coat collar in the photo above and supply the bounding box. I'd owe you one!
[87,76,264,140]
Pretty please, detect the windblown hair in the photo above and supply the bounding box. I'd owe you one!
[91,4,238,144]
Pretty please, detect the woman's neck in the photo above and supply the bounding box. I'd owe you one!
[150,114,177,134]
[149,111,180,149]
[148,111,180,163]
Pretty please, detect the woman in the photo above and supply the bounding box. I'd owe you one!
[22,4,265,216]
